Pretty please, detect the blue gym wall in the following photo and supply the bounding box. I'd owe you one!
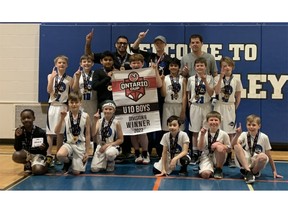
[38,23,288,145]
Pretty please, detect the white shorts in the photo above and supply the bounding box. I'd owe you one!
[214,102,236,134]
[199,152,227,174]
[234,149,269,169]
[91,145,120,170]
[189,103,212,132]
[162,103,184,131]
[62,142,87,172]
[46,103,67,134]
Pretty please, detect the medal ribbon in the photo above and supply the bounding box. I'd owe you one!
[247,131,259,156]
[169,132,179,159]
[82,71,92,92]
[208,129,219,154]
[54,73,67,95]
[23,125,35,151]
[101,115,115,142]
[69,111,82,136]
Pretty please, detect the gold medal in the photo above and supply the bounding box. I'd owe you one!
[73,136,78,143]
[120,66,125,71]
[107,85,112,91]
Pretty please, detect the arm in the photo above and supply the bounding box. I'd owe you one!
[47,70,57,94]
[155,145,168,176]
[153,64,163,88]
[180,78,187,122]
[197,128,207,151]
[160,76,166,97]
[231,123,242,147]
[14,126,24,151]
[234,91,241,110]
[85,30,93,56]
[72,70,81,92]
[131,30,148,50]
[170,143,189,167]
[91,70,111,91]
[214,73,224,95]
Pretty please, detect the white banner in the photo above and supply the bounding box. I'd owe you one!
[112,68,161,135]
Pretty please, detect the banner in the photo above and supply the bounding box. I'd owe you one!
[112,68,161,135]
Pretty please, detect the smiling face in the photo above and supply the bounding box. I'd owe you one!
[20,110,35,130]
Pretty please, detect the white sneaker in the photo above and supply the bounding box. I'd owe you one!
[142,154,150,164]
[106,160,115,172]
[135,155,143,164]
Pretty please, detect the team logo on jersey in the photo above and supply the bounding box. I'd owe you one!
[120,71,149,102]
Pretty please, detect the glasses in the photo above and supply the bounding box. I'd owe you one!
[117,42,128,46]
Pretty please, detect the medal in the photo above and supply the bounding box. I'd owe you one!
[107,85,112,91]
[174,93,178,100]
[54,92,59,98]
[120,66,125,71]
[195,94,199,100]
[73,136,78,143]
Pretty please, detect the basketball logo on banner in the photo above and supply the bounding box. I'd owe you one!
[120,71,149,102]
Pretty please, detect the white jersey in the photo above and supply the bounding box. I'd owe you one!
[163,74,185,104]
[213,74,243,104]
[96,117,119,144]
[187,73,214,104]
[238,131,272,154]
[48,74,72,104]
[198,129,231,156]
[64,111,88,144]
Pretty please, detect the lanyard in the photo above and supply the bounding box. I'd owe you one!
[69,111,82,136]
[101,116,115,142]
[208,129,219,154]
[169,132,179,159]
[23,126,35,151]
[247,132,259,156]
[82,71,92,91]
[54,73,67,94]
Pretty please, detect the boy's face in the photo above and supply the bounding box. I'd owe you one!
[80,59,94,72]
[221,61,233,76]
[68,100,81,112]
[130,60,143,69]
[207,117,220,131]
[169,63,179,75]
[55,58,68,71]
[246,121,260,136]
[195,62,206,74]
[168,120,180,135]
[21,111,35,129]
[100,56,114,69]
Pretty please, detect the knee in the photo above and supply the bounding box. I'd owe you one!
[257,153,268,164]
[91,166,101,173]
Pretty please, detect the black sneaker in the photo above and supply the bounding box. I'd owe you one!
[244,170,255,184]
[24,162,32,174]
[62,159,72,174]
[190,152,199,165]
[179,166,188,176]
[214,167,223,179]
[46,155,54,167]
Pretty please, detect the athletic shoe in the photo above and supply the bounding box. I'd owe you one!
[253,171,261,178]
[62,159,72,174]
[46,155,54,167]
[245,170,255,184]
[135,155,143,164]
[227,158,237,168]
[54,159,62,165]
[106,160,115,172]
[179,166,188,176]
[24,162,32,174]
[142,154,150,164]
[214,167,223,179]
[190,152,199,165]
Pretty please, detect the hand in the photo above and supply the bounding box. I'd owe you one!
[138,29,149,39]
[60,110,67,119]
[15,125,23,137]
[155,171,168,177]
[82,153,88,164]
[235,123,242,135]
[86,29,94,43]
[93,109,100,120]
[39,143,46,150]
[74,70,81,79]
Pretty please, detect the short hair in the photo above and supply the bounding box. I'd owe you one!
[115,35,129,43]
[168,57,181,68]
[54,55,68,64]
[68,91,82,102]
[206,111,222,122]
[194,57,207,67]
[167,115,181,126]
[100,51,115,61]
[129,53,144,63]
[79,54,94,62]
[246,114,261,125]
[220,56,235,69]
[20,109,35,117]
[190,34,203,43]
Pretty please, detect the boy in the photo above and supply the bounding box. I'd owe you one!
[90,100,123,172]
[197,111,231,179]
[72,54,97,153]
[153,115,190,176]
[214,56,243,167]
[232,114,283,184]
[13,109,49,175]
[55,92,91,175]
[160,57,187,132]
[46,55,73,166]
[187,57,214,164]
[128,53,162,164]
